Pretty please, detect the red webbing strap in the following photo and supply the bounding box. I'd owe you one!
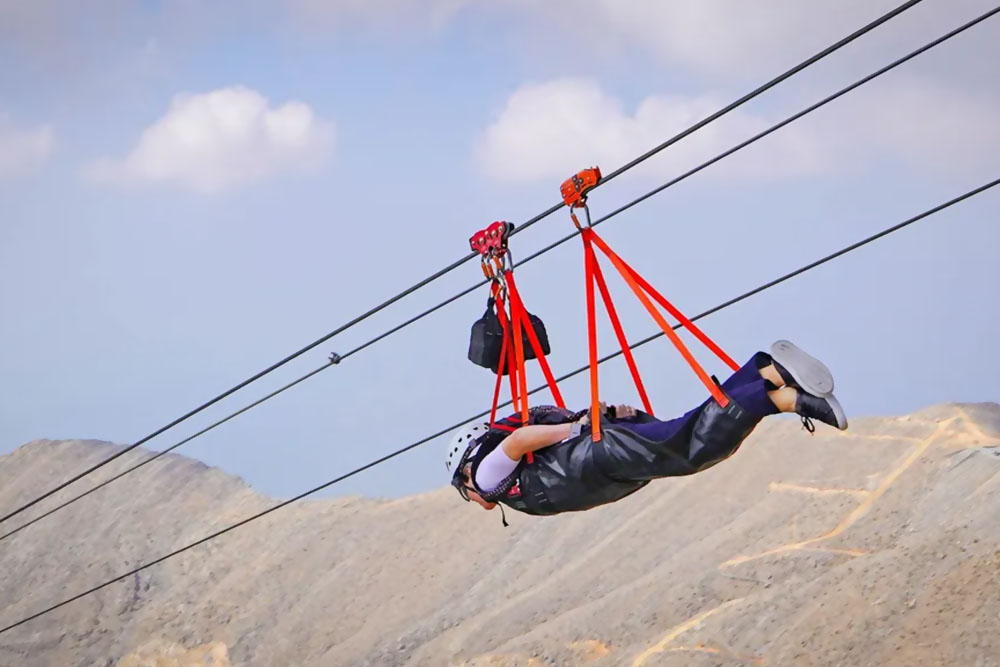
[496,293,524,415]
[507,344,521,417]
[503,271,566,409]
[507,282,530,425]
[588,231,740,373]
[489,316,509,427]
[492,289,522,411]
[582,234,602,441]
[501,285,534,463]
[582,231,654,416]
[589,233,729,408]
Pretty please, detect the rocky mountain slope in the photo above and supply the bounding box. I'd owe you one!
[0,403,998,666]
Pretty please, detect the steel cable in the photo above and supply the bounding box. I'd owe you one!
[0,0,926,526]
[3,2,994,540]
[1,174,996,635]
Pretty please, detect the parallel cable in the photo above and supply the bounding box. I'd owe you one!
[0,0,924,526]
[2,175,996,635]
[2,3,992,540]
[0,365,333,543]
[506,5,1000,280]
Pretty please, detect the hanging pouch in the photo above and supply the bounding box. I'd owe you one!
[468,297,552,374]
[468,297,505,370]
[519,312,551,363]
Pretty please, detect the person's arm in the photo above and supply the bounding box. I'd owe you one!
[500,423,576,460]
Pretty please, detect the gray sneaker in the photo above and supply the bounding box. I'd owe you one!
[770,339,835,397]
[796,392,849,431]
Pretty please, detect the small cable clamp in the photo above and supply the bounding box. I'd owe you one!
[328,352,343,364]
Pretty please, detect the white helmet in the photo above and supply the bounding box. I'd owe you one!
[445,422,490,475]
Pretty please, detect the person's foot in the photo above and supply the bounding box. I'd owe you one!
[770,340,835,397]
[795,391,848,431]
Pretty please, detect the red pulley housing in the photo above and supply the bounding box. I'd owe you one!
[469,220,514,257]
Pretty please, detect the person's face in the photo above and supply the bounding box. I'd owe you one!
[467,488,496,511]
[460,465,496,511]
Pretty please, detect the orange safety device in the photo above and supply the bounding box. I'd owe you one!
[560,166,602,208]
[562,166,739,441]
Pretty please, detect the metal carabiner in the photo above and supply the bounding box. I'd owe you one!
[491,261,509,292]
[501,247,515,272]
[481,256,496,281]
[570,203,594,231]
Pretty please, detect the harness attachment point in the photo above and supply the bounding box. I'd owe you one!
[466,220,565,430]
[558,164,740,440]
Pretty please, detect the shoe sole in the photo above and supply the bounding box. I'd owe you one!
[826,392,849,430]
[770,339,835,397]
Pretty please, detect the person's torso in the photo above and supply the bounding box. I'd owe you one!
[499,426,649,516]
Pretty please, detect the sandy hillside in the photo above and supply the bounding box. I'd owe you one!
[0,402,998,667]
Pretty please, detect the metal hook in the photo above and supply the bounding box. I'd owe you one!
[502,247,515,271]
[570,203,593,230]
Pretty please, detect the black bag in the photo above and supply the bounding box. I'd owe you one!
[468,297,551,375]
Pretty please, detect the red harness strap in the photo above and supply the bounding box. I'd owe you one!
[490,288,535,462]
[469,221,564,464]
[491,287,522,420]
[585,227,731,405]
[489,279,566,464]
[588,232,740,373]
[504,270,566,411]
[582,232,602,442]
[488,299,510,427]
[582,232,654,416]
[577,225,740,440]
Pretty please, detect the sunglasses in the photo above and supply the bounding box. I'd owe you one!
[450,469,473,502]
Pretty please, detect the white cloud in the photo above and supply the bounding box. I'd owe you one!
[488,0,906,78]
[851,77,1000,172]
[286,0,471,30]
[0,116,55,177]
[88,86,335,193]
[476,73,1000,185]
[475,78,824,184]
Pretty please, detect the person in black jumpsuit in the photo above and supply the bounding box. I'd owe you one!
[447,340,847,517]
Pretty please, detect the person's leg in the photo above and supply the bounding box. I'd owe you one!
[615,342,844,442]
[620,404,702,442]
[720,344,846,428]
[719,352,772,391]
[714,353,786,418]
[619,354,778,442]
[727,377,783,418]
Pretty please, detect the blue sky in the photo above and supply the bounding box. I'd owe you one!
[1,0,998,503]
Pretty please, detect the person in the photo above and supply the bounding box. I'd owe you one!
[446,340,847,518]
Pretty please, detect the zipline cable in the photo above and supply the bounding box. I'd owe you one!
[504,4,1000,281]
[0,0,925,526]
[2,175,996,635]
[2,3,993,541]
[0,365,333,543]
